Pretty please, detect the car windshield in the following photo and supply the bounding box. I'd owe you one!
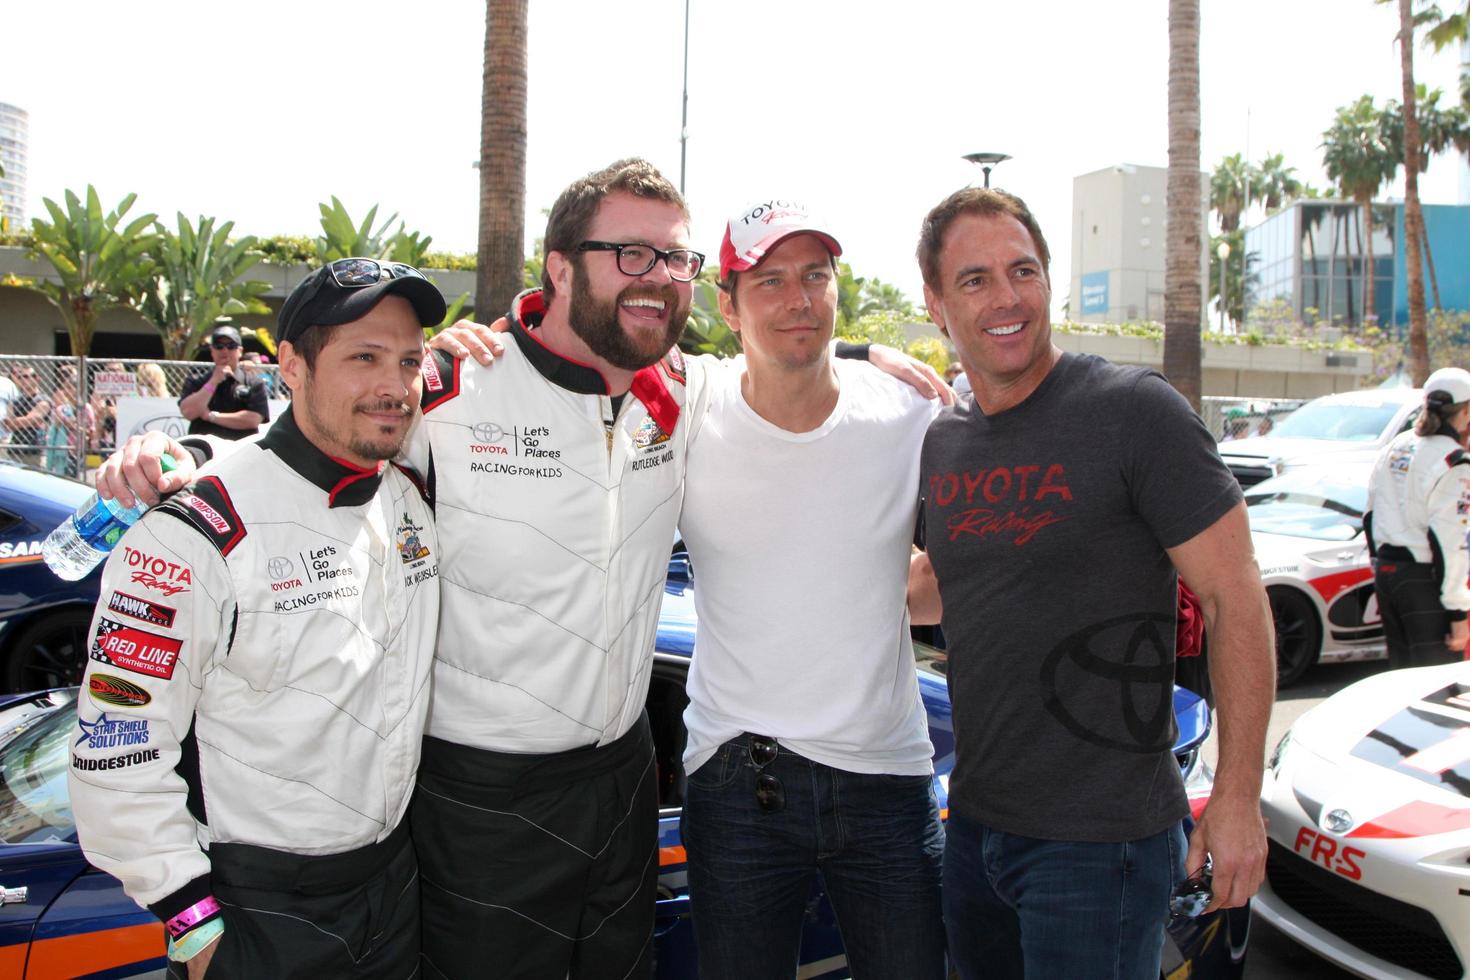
[1246,472,1367,541]
[1270,399,1404,442]
[0,693,77,845]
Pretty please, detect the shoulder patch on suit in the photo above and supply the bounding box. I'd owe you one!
[631,361,683,436]
[155,475,247,556]
[661,347,687,386]
[420,349,462,414]
[1447,448,1470,468]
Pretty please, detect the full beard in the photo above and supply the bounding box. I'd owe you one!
[569,275,689,371]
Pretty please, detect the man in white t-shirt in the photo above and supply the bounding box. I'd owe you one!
[677,202,946,980]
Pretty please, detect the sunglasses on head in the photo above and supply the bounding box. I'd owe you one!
[211,340,240,351]
[326,257,428,288]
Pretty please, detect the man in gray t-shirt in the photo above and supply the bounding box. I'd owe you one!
[907,187,1274,980]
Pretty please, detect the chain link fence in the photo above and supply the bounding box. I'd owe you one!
[0,354,285,482]
[1201,395,1308,443]
[0,356,1345,480]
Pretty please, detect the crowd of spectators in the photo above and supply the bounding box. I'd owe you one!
[0,350,270,477]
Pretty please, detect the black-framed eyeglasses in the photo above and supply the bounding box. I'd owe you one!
[576,241,704,282]
[327,257,429,288]
[211,340,240,351]
[748,735,784,813]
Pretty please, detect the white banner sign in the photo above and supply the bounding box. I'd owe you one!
[114,397,291,444]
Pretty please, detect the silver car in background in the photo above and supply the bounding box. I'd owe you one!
[1220,388,1422,489]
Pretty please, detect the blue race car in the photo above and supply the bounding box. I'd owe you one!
[0,462,103,694]
[0,555,1246,978]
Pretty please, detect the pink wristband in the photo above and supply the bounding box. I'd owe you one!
[166,896,221,939]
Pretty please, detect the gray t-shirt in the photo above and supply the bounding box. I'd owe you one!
[921,352,1241,842]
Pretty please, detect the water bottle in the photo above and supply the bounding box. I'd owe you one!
[43,454,177,581]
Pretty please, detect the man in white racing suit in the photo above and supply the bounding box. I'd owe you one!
[71,260,445,979]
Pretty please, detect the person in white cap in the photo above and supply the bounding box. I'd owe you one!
[675,199,947,980]
[1366,366,1470,669]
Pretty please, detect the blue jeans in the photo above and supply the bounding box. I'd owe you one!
[682,736,946,980]
[942,812,1186,980]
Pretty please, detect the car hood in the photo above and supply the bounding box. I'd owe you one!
[1284,662,1470,824]
[1250,530,1366,575]
[1220,436,1386,468]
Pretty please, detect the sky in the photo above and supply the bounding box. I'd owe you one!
[4,1,1465,318]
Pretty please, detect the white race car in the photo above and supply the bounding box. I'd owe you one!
[1257,661,1470,979]
[1247,467,1385,686]
[1220,387,1422,488]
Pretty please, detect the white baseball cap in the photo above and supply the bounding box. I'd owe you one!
[718,198,842,281]
[1425,366,1470,405]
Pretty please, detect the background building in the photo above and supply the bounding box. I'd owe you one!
[0,103,27,232]
[1244,199,1470,329]
[1069,163,1208,325]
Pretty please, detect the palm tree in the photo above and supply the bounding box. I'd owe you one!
[27,186,157,356]
[315,197,431,266]
[1255,153,1303,212]
[1164,0,1203,410]
[1425,1,1470,100]
[1209,153,1256,233]
[1381,86,1470,311]
[137,214,273,360]
[1398,0,1430,384]
[476,0,528,322]
[1321,96,1395,327]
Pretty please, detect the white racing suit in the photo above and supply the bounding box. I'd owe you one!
[405,288,709,980]
[1367,428,1470,668]
[69,406,439,978]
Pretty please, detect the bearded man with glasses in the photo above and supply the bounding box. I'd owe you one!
[178,324,270,439]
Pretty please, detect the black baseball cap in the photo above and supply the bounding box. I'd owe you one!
[277,260,447,346]
[210,324,243,345]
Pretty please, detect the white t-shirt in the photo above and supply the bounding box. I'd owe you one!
[679,357,939,777]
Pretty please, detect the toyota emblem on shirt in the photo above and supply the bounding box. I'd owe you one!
[472,422,506,444]
[267,556,294,581]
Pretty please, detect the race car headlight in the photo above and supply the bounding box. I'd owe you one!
[1269,730,1292,776]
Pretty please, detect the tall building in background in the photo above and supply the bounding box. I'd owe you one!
[0,103,28,232]
[1069,163,1207,325]
[1244,199,1470,329]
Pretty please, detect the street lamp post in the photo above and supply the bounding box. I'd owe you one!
[679,0,690,195]
[962,152,1011,188]
[1216,240,1232,333]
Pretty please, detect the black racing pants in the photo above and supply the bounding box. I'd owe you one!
[411,715,658,980]
[168,820,419,980]
[1375,550,1463,670]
